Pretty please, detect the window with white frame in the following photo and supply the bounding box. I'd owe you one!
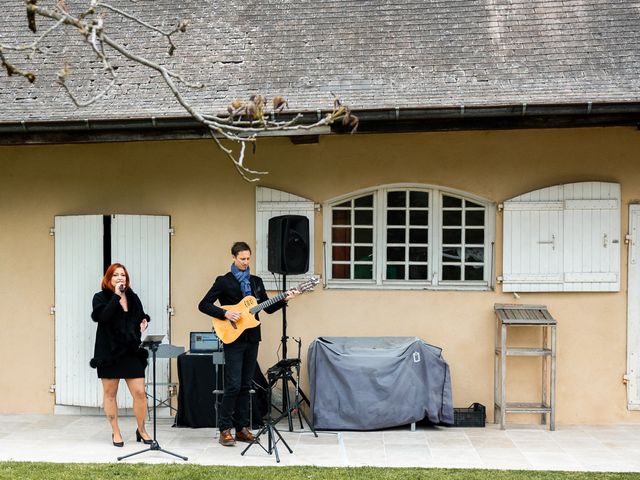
[325,185,495,289]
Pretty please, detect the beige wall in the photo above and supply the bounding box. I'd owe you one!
[1,126,639,425]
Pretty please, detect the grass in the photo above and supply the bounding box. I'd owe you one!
[0,463,639,480]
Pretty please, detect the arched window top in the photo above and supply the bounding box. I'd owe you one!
[326,183,493,209]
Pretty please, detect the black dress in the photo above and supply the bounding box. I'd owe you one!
[90,288,151,379]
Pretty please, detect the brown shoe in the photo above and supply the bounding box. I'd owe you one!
[219,429,236,446]
[235,427,255,443]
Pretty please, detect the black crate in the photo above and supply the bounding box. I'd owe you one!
[453,403,486,427]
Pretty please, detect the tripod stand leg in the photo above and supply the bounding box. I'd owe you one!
[295,404,318,437]
[117,440,188,462]
[269,425,280,463]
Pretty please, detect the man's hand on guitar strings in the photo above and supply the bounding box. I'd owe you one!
[224,310,240,323]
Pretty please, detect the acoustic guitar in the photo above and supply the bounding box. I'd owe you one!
[212,276,320,344]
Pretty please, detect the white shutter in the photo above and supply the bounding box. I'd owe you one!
[563,183,620,291]
[54,215,104,408]
[502,187,564,292]
[502,182,620,292]
[111,215,171,408]
[256,187,315,291]
[627,204,640,409]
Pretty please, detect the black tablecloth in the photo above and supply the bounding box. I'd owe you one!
[175,352,268,428]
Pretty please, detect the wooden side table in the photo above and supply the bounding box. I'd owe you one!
[494,303,557,430]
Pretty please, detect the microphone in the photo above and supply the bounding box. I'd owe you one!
[118,284,126,292]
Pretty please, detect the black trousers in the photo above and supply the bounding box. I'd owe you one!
[219,340,259,431]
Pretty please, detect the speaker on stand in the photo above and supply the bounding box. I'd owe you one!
[266,215,316,435]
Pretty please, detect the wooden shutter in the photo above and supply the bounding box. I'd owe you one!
[627,205,640,409]
[503,182,620,292]
[111,215,171,408]
[54,215,104,408]
[502,187,564,292]
[256,187,315,291]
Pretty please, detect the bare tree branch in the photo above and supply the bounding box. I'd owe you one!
[1,1,359,181]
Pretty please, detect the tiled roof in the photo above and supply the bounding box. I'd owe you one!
[1,0,640,122]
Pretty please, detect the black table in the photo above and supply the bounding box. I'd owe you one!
[175,352,268,428]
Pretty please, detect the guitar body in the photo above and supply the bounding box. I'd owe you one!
[212,295,261,344]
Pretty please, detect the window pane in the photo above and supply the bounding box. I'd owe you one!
[387,191,406,207]
[387,246,405,261]
[354,264,373,279]
[332,264,350,279]
[409,228,428,243]
[354,195,373,207]
[409,247,428,262]
[387,210,406,226]
[336,200,351,208]
[387,228,405,243]
[410,191,429,208]
[386,265,405,280]
[442,247,461,262]
[442,228,462,244]
[465,210,484,226]
[355,228,373,243]
[442,265,461,281]
[332,246,350,261]
[466,200,482,208]
[332,209,351,225]
[355,210,373,225]
[409,210,428,226]
[465,265,484,280]
[354,246,373,261]
[409,265,428,280]
[443,210,462,226]
[465,247,484,262]
[443,195,462,208]
[466,228,484,244]
[332,228,351,243]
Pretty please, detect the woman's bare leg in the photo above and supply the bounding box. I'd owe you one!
[126,377,151,440]
[102,378,122,443]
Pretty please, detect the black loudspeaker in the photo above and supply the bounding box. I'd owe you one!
[268,215,310,275]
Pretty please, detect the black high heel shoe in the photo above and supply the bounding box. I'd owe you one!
[136,429,153,445]
[112,434,124,447]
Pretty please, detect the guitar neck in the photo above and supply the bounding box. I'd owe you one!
[249,291,288,315]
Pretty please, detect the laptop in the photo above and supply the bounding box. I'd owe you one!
[189,331,221,353]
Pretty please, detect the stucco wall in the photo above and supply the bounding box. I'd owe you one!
[1,126,639,425]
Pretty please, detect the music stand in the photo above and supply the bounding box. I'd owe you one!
[146,343,184,421]
[118,334,188,462]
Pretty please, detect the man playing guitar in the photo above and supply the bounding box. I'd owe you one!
[198,241,299,446]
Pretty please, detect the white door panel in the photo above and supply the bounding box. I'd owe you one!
[111,215,171,408]
[54,214,171,411]
[54,215,104,407]
[627,205,640,409]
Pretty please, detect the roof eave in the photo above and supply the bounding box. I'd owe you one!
[1,101,640,145]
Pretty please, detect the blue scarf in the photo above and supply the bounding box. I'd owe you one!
[231,263,252,297]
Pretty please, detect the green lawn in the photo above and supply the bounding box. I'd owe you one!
[0,463,639,480]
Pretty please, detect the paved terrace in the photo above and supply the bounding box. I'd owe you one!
[1,414,640,471]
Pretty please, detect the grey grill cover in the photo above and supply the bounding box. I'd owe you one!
[308,336,453,430]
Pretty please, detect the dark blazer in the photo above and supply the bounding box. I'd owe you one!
[198,271,285,343]
[90,288,150,368]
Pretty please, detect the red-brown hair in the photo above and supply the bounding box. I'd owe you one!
[101,263,130,291]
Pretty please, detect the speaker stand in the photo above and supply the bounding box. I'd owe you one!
[281,273,289,360]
